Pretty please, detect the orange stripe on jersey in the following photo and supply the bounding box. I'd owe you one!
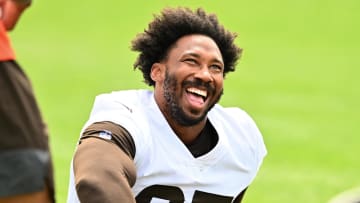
[0,21,16,61]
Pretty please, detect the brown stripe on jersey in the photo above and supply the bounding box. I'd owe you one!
[80,121,136,159]
[74,137,137,202]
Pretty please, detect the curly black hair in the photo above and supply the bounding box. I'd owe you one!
[131,7,242,86]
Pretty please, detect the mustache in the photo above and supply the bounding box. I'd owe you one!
[182,79,215,93]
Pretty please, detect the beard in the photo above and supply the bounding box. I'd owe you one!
[163,69,223,126]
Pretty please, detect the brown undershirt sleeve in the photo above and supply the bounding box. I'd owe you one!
[73,121,137,203]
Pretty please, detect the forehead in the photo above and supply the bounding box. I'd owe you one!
[168,34,223,62]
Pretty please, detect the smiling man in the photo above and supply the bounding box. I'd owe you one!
[67,7,267,203]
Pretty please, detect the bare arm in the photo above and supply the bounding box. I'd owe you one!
[0,0,31,31]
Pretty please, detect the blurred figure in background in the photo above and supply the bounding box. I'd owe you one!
[0,0,55,202]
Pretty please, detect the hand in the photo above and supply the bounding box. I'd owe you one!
[1,0,31,31]
[12,0,31,4]
[0,0,6,19]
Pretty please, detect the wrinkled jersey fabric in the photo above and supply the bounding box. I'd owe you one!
[68,89,267,202]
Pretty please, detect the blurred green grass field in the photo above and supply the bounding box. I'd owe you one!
[10,0,359,202]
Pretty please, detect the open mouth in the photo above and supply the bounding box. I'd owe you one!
[186,87,208,103]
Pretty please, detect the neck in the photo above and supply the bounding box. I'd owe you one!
[167,118,207,144]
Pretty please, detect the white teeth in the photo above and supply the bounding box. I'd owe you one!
[187,87,207,98]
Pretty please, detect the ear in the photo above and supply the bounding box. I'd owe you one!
[150,62,165,82]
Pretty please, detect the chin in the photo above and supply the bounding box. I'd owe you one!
[177,109,208,126]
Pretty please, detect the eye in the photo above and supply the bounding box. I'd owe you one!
[209,64,223,73]
[183,58,198,65]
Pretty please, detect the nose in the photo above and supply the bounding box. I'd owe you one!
[194,66,213,83]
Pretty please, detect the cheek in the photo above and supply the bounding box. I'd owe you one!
[214,76,224,90]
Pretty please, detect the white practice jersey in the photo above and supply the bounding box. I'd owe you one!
[67,89,267,203]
